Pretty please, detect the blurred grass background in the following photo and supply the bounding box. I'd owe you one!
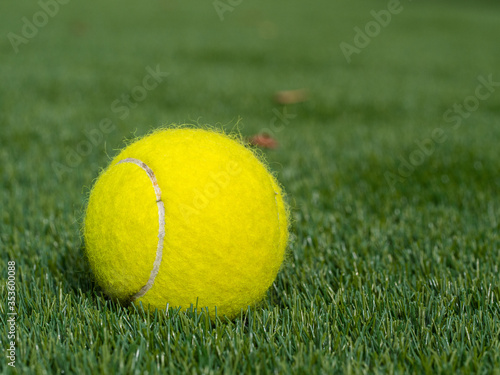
[1,0,500,373]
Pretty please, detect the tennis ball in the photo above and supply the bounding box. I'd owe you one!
[84,128,288,319]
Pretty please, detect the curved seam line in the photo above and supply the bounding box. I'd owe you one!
[116,158,165,302]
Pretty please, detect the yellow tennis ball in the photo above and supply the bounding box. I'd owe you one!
[84,128,288,319]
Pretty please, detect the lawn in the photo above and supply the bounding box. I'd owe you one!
[1,0,500,373]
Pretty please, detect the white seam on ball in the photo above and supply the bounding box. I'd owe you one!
[116,158,165,302]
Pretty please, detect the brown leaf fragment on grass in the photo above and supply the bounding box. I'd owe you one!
[274,89,309,105]
[247,133,279,149]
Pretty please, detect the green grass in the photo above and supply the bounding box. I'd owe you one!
[1,0,500,373]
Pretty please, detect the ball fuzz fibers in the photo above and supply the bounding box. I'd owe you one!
[84,128,288,319]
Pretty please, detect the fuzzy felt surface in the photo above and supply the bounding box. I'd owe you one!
[84,128,289,319]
